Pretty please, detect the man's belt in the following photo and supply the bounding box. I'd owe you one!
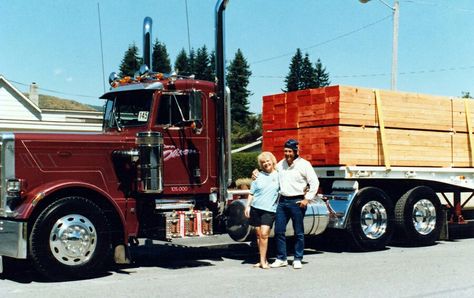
[280,195,304,200]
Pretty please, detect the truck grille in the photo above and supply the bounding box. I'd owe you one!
[0,133,15,216]
[0,139,4,212]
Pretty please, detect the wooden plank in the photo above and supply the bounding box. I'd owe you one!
[268,86,456,132]
[264,125,460,167]
[262,85,473,168]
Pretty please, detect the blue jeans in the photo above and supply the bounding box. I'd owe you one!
[274,198,306,261]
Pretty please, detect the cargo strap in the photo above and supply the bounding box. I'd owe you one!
[464,97,474,166]
[374,89,391,170]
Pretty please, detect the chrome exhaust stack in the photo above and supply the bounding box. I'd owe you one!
[215,0,231,213]
[143,17,153,69]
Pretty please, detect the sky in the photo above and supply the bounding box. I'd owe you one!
[1,0,473,113]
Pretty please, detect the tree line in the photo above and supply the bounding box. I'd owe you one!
[118,41,331,145]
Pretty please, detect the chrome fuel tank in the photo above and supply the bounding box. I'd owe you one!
[226,198,329,242]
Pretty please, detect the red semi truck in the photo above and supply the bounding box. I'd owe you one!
[0,0,472,280]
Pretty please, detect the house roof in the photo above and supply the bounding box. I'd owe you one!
[34,94,99,111]
[0,75,42,114]
[231,136,262,154]
[1,75,101,112]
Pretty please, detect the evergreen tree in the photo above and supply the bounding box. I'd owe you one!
[226,49,252,124]
[194,45,213,81]
[232,113,262,144]
[314,58,331,87]
[188,48,196,75]
[301,53,317,89]
[284,48,304,92]
[119,43,142,77]
[174,48,188,74]
[152,39,171,73]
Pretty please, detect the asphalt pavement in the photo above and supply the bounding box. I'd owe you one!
[1,224,474,298]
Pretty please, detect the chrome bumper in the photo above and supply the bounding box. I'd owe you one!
[0,219,27,259]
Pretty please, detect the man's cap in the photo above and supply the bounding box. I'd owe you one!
[284,139,299,151]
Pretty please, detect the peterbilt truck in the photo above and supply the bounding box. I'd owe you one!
[0,0,472,280]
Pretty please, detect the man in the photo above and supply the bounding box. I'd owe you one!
[270,139,319,269]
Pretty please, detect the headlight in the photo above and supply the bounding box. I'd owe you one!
[6,179,22,196]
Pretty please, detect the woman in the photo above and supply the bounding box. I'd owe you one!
[244,151,279,269]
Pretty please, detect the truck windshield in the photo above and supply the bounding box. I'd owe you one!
[103,90,153,129]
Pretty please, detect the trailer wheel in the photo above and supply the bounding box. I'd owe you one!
[29,197,111,280]
[347,187,394,251]
[395,186,442,246]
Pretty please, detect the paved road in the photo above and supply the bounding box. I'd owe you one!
[1,225,474,298]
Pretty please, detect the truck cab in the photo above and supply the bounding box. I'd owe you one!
[102,73,217,195]
[0,0,232,280]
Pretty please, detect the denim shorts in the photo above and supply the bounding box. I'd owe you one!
[249,207,276,227]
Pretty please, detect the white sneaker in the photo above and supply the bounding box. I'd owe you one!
[293,260,302,269]
[270,259,288,268]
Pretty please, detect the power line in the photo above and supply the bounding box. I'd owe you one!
[6,64,473,99]
[250,65,474,79]
[251,14,392,65]
[8,78,99,99]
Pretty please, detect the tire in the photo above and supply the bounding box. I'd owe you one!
[347,187,394,251]
[29,196,111,280]
[395,186,442,246]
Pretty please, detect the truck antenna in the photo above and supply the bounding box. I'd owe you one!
[97,3,106,92]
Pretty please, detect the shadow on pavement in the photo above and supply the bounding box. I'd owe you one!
[0,257,112,283]
[127,241,255,269]
[1,223,473,282]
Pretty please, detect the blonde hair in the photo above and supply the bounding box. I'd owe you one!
[235,178,252,190]
[257,151,277,170]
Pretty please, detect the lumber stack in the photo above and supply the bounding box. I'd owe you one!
[262,85,474,167]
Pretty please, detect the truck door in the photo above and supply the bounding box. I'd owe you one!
[155,90,209,188]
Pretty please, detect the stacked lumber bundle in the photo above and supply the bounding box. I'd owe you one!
[262,85,474,167]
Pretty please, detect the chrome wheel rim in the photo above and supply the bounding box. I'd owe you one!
[360,201,388,239]
[49,214,97,266]
[412,199,437,235]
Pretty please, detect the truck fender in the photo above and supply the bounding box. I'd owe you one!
[19,180,127,238]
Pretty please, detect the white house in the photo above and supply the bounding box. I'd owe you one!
[0,75,103,132]
[231,136,262,154]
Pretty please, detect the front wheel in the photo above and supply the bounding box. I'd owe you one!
[346,187,394,251]
[29,197,111,280]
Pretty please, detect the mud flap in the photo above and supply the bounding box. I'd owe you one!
[114,245,131,264]
[439,208,449,241]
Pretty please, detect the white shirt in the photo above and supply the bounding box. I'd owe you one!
[277,157,319,201]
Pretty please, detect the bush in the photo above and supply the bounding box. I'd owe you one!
[231,152,259,183]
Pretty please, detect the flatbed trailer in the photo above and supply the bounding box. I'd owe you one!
[316,165,474,216]
[305,166,473,248]
[226,165,474,251]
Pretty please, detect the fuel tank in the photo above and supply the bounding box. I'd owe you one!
[226,198,329,242]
